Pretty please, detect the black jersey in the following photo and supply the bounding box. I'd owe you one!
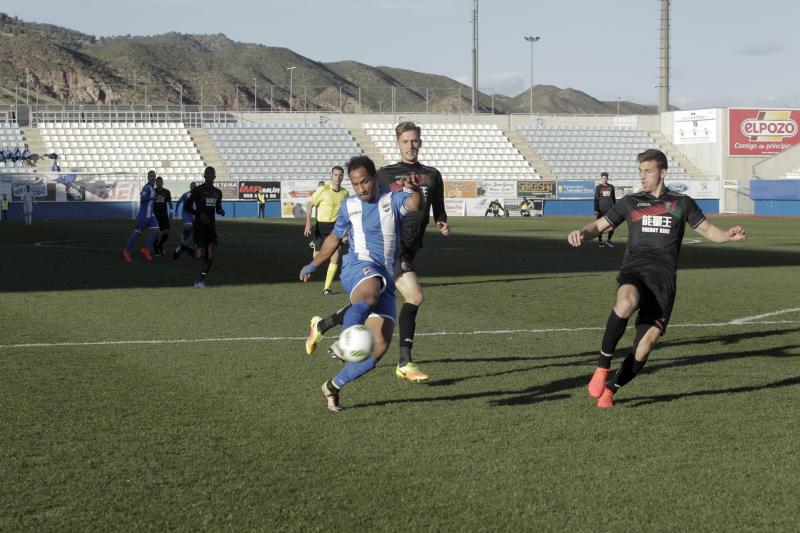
[604,190,706,282]
[376,161,447,251]
[184,182,224,225]
[594,184,616,213]
[153,187,172,217]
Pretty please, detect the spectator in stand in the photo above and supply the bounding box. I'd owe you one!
[2,147,11,163]
[12,146,21,163]
[51,160,61,172]
[21,145,32,166]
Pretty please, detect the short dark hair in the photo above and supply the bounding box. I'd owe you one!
[347,155,376,179]
[204,166,216,179]
[332,165,344,174]
[637,149,668,171]
[147,170,156,178]
[600,172,609,178]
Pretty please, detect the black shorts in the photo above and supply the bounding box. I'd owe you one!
[155,212,170,231]
[616,271,675,334]
[194,223,218,248]
[314,221,336,251]
[395,247,418,277]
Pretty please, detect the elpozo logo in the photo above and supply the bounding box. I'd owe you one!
[741,110,798,141]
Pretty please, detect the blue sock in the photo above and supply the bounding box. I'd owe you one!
[342,301,371,329]
[182,227,192,241]
[145,231,159,250]
[125,232,139,252]
[332,357,377,389]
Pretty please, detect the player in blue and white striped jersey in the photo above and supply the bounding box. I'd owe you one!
[122,170,160,263]
[299,155,422,412]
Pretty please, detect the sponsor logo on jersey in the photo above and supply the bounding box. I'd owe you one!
[362,267,373,276]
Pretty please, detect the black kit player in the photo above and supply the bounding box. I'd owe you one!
[594,171,616,247]
[568,149,747,408]
[152,177,173,256]
[306,121,449,382]
[184,166,225,288]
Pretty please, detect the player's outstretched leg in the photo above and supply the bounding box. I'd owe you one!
[316,304,351,335]
[598,323,657,408]
[394,273,428,382]
[589,310,630,397]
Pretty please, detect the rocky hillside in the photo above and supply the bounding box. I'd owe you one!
[0,13,659,115]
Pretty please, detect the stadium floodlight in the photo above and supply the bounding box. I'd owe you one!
[523,36,541,116]
[287,66,296,112]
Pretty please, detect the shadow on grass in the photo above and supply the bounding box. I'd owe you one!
[1,218,798,292]
[351,329,800,410]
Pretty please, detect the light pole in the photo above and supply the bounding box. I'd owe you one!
[286,66,296,112]
[25,68,30,105]
[253,77,257,112]
[235,84,239,111]
[617,97,621,116]
[523,35,540,115]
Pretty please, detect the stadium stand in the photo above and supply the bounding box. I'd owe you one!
[0,123,34,173]
[515,123,690,180]
[364,123,537,180]
[38,122,205,179]
[205,122,362,180]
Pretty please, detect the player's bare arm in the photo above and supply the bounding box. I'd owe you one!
[568,217,613,247]
[300,233,342,281]
[402,175,423,212]
[303,199,314,237]
[693,220,747,243]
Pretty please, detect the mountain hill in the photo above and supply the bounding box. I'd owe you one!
[0,13,660,115]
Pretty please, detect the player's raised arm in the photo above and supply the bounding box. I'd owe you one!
[568,217,613,247]
[401,174,423,212]
[693,220,747,243]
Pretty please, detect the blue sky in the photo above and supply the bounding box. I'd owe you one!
[4,0,799,109]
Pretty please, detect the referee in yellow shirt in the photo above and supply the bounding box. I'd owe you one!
[304,166,349,294]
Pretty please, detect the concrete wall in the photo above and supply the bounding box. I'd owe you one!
[752,142,800,179]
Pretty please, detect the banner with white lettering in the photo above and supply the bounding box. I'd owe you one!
[729,108,800,156]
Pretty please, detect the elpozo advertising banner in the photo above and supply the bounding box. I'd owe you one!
[674,109,717,145]
[729,108,800,156]
[557,180,595,199]
[517,180,556,198]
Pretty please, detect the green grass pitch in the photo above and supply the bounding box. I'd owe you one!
[1,216,798,531]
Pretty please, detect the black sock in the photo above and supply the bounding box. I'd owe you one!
[398,303,419,366]
[610,353,647,391]
[199,256,214,282]
[319,304,351,333]
[607,229,614,242]
[158,233,169,247]
[598,235,603,243]
[598,310,628,368]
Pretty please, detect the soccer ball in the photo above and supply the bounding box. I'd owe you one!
[336,325,374,363]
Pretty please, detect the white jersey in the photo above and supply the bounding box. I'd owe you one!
[333,187,410,274]
[21,191,34,212]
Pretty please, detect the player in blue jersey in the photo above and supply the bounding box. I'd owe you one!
[173,182,197,259]
[122,170,160,263]
[299,155,422,412]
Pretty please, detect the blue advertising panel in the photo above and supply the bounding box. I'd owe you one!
[556,180,595,199]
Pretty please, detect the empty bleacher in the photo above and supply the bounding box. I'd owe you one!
[516,124,690,180]
[39,122,205,179]
[0,123,33,174]
[206,122,362,180]
[365,123,537,180]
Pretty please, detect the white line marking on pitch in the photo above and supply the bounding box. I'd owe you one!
[1,309,798,350]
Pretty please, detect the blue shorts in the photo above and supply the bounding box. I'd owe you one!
[134,215,159,232]
[182,213,194,226]
[340,260,396,322]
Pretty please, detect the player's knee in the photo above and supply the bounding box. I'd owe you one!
[405,290,423,306]
[614,298,637,318]
[371,336,390,359]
